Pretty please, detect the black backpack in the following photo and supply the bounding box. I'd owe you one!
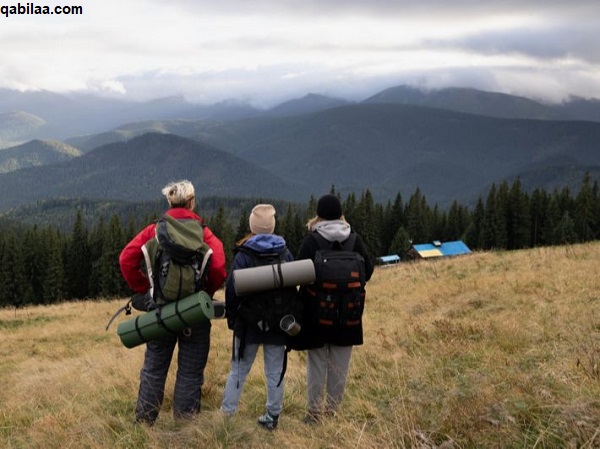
[233,247,302,334]
[307,232,366,328]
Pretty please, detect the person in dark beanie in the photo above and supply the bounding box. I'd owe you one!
[296,194,373,424]
[221,204,296,431]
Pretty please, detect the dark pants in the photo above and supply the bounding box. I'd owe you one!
[135,321,211,424]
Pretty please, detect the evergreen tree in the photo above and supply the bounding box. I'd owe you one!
[64,210,92,299]
[341,193,356,225]
[506,179,531,249]
[464,198,485,249]
[98,215,128,297]
[389,226,411,258]
[429,205,444,241]
[573,173,595,242]
[88,217,106,298]
[305,195,317,220]
[529,188,549,247]
[405,188,430,244]
[234,209,250,242]
[542,194,562,245]
[355,190,379,257]
[0,232,26,308]
[208,205,235,270]
[555,211,578,245]
[482,184,508,249]
[381,193,404,254]
[592,180,600,239]
[280,203,305,256]
[42,227,65,303]
[21,226,40,305]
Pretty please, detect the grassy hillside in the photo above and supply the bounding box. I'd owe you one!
[1,242,599,448]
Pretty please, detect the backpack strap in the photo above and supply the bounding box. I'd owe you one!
[277,349,288,387]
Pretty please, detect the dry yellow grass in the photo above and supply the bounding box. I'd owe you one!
[1,243,599,448]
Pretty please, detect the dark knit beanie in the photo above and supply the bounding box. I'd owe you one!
[316,194,343,220]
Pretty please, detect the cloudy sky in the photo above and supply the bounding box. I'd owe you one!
[1,0,599,107]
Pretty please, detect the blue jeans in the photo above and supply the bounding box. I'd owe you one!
[221,337,285,416]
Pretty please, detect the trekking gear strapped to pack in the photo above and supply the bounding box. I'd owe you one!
[232,247,302,335]
[232,258,315,296]
[117,290,216,348]
[229,245,303,386]
[143,214,213,304]
[307,232,366,328]
[106,213,213,332]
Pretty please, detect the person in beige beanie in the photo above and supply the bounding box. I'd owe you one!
[249,204,276,234]
[221,203,297,431]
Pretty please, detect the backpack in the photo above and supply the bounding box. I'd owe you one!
[105,214,212,331]
[233,247,302,334]
[307,232,366,328]
[142,214,213,304]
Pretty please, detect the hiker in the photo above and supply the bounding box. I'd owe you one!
[119,180,226,425]
[296,194,374,424]
[220,204,297,431]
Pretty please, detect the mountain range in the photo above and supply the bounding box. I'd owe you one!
[1,85,600,219]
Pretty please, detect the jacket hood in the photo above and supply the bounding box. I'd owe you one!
[243,233,287,253]
[312,220,351,243]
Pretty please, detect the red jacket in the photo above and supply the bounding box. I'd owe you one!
[119,207,227,297]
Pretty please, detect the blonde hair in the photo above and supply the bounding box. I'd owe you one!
[162,180,195,208]
[306,215,347,231]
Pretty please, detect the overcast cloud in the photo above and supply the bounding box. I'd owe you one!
[1,0,599,106]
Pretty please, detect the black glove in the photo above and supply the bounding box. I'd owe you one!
[131,291,156,311]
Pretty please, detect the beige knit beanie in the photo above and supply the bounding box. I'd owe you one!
[249,204,276,234]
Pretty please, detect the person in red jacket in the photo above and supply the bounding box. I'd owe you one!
[119,180,227,425]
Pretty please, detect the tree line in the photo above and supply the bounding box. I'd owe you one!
[0,174,598,308]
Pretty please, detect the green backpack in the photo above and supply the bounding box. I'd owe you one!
[142,214,213,304]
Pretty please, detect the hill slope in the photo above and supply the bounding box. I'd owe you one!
[0,139,82,173]
[187,103,600,204]
[2,103,600,209]
[1,242,599,447]
[0,133,303,212]
[363,85,600,121]
[0,110,46,142]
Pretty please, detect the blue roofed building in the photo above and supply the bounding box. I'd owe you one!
[376,254,401,266]
[410,240,472,259]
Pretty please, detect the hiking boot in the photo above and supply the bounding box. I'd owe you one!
[257,411,279,431]
[302,411,320,425]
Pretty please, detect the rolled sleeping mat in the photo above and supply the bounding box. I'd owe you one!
[117,290,215,348]
[233,259,315,296]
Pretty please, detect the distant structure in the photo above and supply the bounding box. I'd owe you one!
[376,254,401,266]
[410,240,472,259]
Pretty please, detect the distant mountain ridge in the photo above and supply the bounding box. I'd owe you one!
[0,139,81,173]
[0,111,46,142]
[1,85,600,217]
[0,103,599,214]
[267,93,352,117]
[362,86,600,121]
[0,133,303,212]
[3,85,600,146]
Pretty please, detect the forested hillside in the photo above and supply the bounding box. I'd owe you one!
[0,175,598,307]
[2,103,600,211]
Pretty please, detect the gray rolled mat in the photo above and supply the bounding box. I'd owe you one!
[117,291,215,348]
[233,259,315,296]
